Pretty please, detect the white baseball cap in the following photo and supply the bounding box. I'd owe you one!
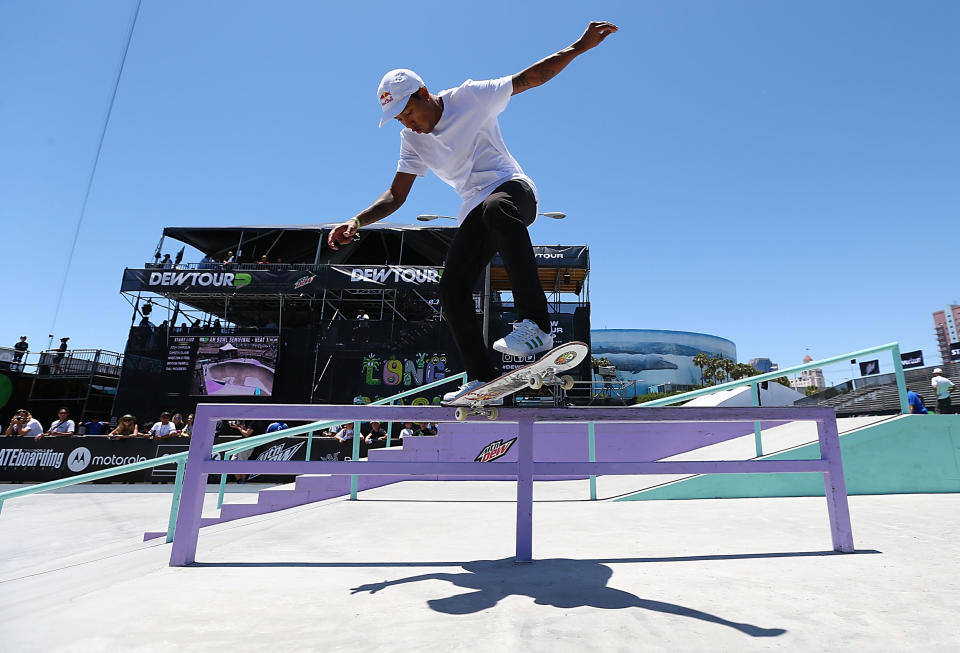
[933,368,942,374]
[377,69,424,127]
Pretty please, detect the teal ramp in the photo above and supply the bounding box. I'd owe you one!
[617,415,960,501]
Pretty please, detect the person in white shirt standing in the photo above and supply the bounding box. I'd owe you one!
[328,21,618,403]
[930,368,955,414]
[38,407,75,441]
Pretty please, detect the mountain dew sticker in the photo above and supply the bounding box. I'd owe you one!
[554,351,577,365]
[475,438,517,463]
[233,273,251,287]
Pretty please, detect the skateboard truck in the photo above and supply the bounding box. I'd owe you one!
[453,405,499,422]
[527,373,575,391]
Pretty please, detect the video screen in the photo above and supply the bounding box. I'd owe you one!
[165,335,279,396]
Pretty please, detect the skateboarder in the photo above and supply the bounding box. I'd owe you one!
[328,21,618,402]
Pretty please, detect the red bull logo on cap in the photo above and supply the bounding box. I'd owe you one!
[379,91,393,107]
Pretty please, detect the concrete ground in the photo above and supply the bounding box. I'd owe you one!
[0,481,958,652]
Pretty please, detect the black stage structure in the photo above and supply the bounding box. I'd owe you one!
[116,223,591,420]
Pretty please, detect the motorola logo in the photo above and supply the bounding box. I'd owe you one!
[67,447,92,473]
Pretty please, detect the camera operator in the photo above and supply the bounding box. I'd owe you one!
[5,409,44,438]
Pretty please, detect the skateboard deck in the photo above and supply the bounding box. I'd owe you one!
[444,341,589,420]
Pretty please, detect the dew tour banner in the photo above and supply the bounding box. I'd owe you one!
[120,249,588,295]
[121,266,446,294]
[492,245,589,269]
[951,342,960,362]
[900,350,924,369]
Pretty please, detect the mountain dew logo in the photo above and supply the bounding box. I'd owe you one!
[233,273,251,287]
[554,351,577,365]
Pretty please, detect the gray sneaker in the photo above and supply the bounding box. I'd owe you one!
[442,379,503,405]
[492,319,554,357]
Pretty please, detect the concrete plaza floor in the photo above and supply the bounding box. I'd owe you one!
[0,481,958,652]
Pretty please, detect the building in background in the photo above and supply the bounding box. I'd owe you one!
[590,329,736,397]
[748,357,778,373]
[933,304,960,364]
[790,353,825,393]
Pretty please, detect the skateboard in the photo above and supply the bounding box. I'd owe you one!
[444,341,589,421]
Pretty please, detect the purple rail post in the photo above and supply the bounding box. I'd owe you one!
[515,417,534,562]
[817,416,855,552]
[169,404,218,566]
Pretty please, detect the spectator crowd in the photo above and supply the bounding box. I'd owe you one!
[4,407,194,440]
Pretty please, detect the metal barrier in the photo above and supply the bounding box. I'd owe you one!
[169,403,854,566]
[636,342,910,457]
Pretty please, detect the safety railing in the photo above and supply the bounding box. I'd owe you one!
[635,342,909,457]
[0,347,123,376]
[0,372,466,543]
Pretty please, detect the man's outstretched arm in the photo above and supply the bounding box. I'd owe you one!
[512,21,618,96]
[328,172,417,250]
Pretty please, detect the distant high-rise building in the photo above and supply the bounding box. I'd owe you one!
[933,304,960,364]
[748,357,778,373]
[790,353,825,392]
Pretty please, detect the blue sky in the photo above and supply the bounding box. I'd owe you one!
[1,0,957,385]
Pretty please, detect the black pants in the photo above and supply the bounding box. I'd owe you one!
[937,397,952,414]
[439,179,550,382]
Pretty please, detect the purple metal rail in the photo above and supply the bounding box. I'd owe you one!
[169,404,854,566]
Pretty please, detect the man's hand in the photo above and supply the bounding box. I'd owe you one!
[328,218,360,250]
[573,21,619,53]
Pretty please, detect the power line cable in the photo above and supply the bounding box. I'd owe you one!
[46,0,143,351]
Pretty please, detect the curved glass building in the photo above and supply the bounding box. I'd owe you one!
[590,329,737,396]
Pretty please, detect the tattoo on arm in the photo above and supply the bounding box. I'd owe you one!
[513,46,578,95]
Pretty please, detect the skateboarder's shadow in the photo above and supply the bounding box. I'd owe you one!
[352,557,785,638]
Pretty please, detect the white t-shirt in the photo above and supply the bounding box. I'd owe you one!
[150,422,175,438]
[14,419,44,437]
[397,76,538,224]
[931,375,955,399]
[48,419,75,434]
[399,427,415,439]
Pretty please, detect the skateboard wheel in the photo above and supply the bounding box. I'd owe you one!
[561,375,575,391]
[487,407,498,420]
[528,374,543,390]
[454,407,467,422]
